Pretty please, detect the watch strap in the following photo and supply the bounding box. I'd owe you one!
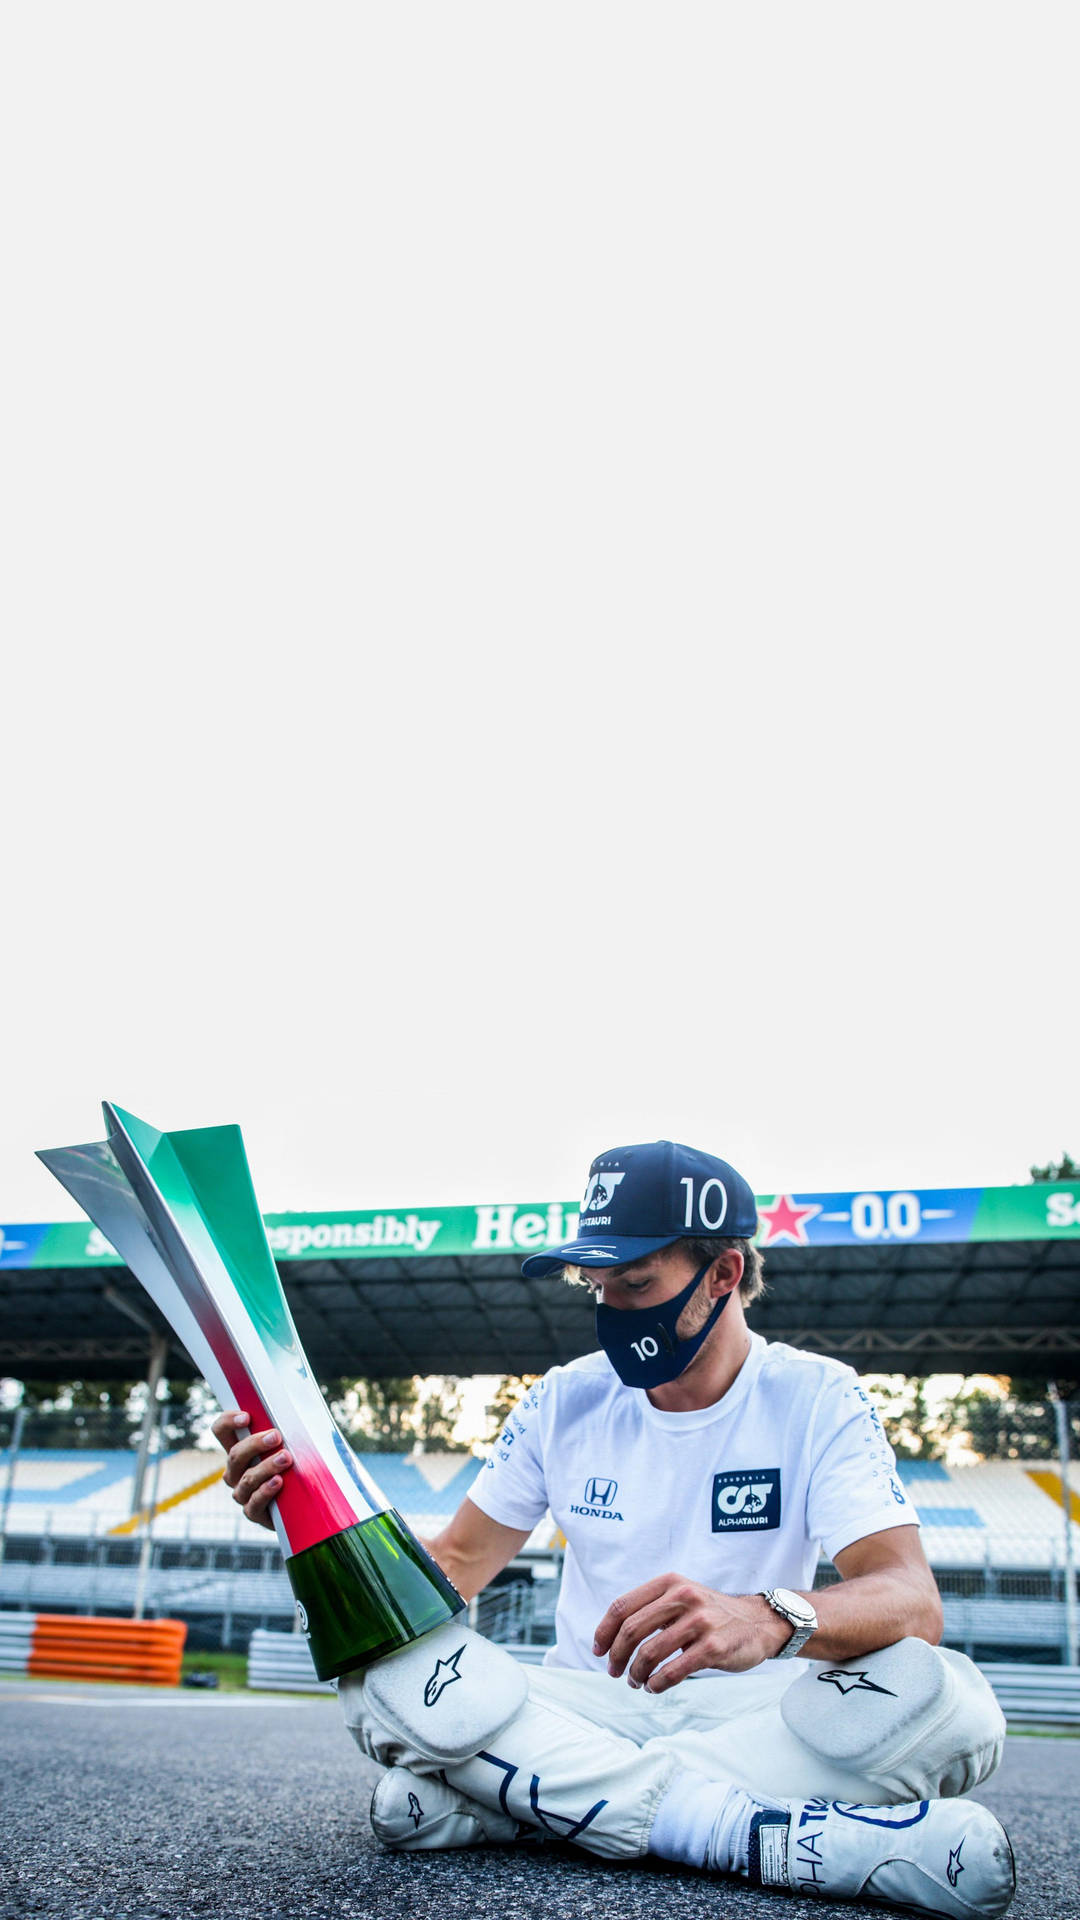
[760,1588,818,1659]
[773,1617,816,1659]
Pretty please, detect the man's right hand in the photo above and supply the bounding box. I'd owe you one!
[211,1409,293,1530]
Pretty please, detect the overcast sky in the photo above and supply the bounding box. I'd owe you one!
[2,5,1076,1231]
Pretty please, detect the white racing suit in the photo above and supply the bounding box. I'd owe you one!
[339,1621,1006,1860]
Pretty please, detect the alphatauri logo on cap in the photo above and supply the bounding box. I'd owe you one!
[581,1171,625,1214]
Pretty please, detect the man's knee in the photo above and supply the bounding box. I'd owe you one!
[780,1638,1006,1800]
[338,1620,678,1861]
[338,1621,528,1772]
[448,1694,677,1858]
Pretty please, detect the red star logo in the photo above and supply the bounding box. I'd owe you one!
[757,1193,822,1248]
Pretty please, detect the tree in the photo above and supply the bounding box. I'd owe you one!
[1029,1152,1079,1183]
[413,1379,469,1452]
[10,1377,214,1450]
[331,1377,420,1451]
[861,1375,946,1460]
[157,1379,218,1449]
[939,1381,1080,1461]
[328,1375,473,1453]
[11,1380,140,1448]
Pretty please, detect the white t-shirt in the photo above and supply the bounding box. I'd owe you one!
[469,1333,915,1674]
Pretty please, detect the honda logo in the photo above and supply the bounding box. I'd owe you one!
[584,1477,617,1508]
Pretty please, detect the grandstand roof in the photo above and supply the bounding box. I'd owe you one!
[2,1180,1079,1383]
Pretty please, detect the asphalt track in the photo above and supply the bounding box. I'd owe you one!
[2,1677,1077,1920]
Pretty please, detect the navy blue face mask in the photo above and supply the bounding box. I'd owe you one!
[594,1258,731,1388]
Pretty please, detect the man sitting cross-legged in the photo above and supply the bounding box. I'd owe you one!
[216,1140,1014,1919]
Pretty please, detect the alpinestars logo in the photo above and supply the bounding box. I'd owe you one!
[581,1171,625,1216]
[423,1644,466,1707]
[947,1839,965,1887]
[407,1792,424,1829]
[817,1670,897,1698]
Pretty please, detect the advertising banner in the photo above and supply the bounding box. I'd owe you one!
[3,1182,1079,1270]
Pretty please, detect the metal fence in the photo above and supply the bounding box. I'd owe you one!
[3,1525,1077,1661]
[0,1526,293,1650]
[470,1574,560,1646]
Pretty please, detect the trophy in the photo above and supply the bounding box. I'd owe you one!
[38,1102,464,1679]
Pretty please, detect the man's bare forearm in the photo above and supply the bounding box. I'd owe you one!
[418,1501,532,1602]
[798,1566,943,1664]
[595,1539,945,1694]
[414,1531,484,1600]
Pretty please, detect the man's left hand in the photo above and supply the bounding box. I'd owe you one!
[593,1574,792,1692]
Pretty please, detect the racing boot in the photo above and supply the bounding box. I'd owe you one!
[744,1794,1015,1918]
[369,1764,521,1852]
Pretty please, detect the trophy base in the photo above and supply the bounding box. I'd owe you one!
[287,1509,466,1681]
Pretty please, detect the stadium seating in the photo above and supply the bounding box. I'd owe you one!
[1,1446,1076,1563]
[895,1458,1080,1570]
[1,1446,1075,1660]
[0,1446,485,1541]
[1,1446,1075,1547]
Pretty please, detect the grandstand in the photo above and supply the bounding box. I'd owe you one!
[0,1442,1075,1661]
[0,1445,489,1541]
[6,1177,1080,1381]
[2,1173,1076,1660]
[0,1445,562,1651]
[896,1457,1080,1570]
[1,1445,1076,1561]
[882,1460,1079,1663]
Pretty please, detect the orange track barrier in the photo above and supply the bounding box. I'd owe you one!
[27,1614,187,1685]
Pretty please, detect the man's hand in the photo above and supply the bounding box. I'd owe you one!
[593,1573,792,1693]
[211,1408,293,1530]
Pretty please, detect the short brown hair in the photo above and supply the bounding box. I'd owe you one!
[682,1235,766,1306]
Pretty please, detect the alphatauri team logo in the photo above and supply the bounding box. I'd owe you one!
[711,1467,782,1532]
[580,1171,625,1215]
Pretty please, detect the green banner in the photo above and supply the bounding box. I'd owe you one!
[3,1182,1080,1270]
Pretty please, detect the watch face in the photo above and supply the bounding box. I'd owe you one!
[772,1587,815,1624]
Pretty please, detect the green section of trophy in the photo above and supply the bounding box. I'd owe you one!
[288,1510,465,1679]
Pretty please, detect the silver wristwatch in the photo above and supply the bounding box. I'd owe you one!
[760,1586,818,1658]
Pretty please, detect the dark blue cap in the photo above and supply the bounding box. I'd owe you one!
[520,1139,758,1278]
